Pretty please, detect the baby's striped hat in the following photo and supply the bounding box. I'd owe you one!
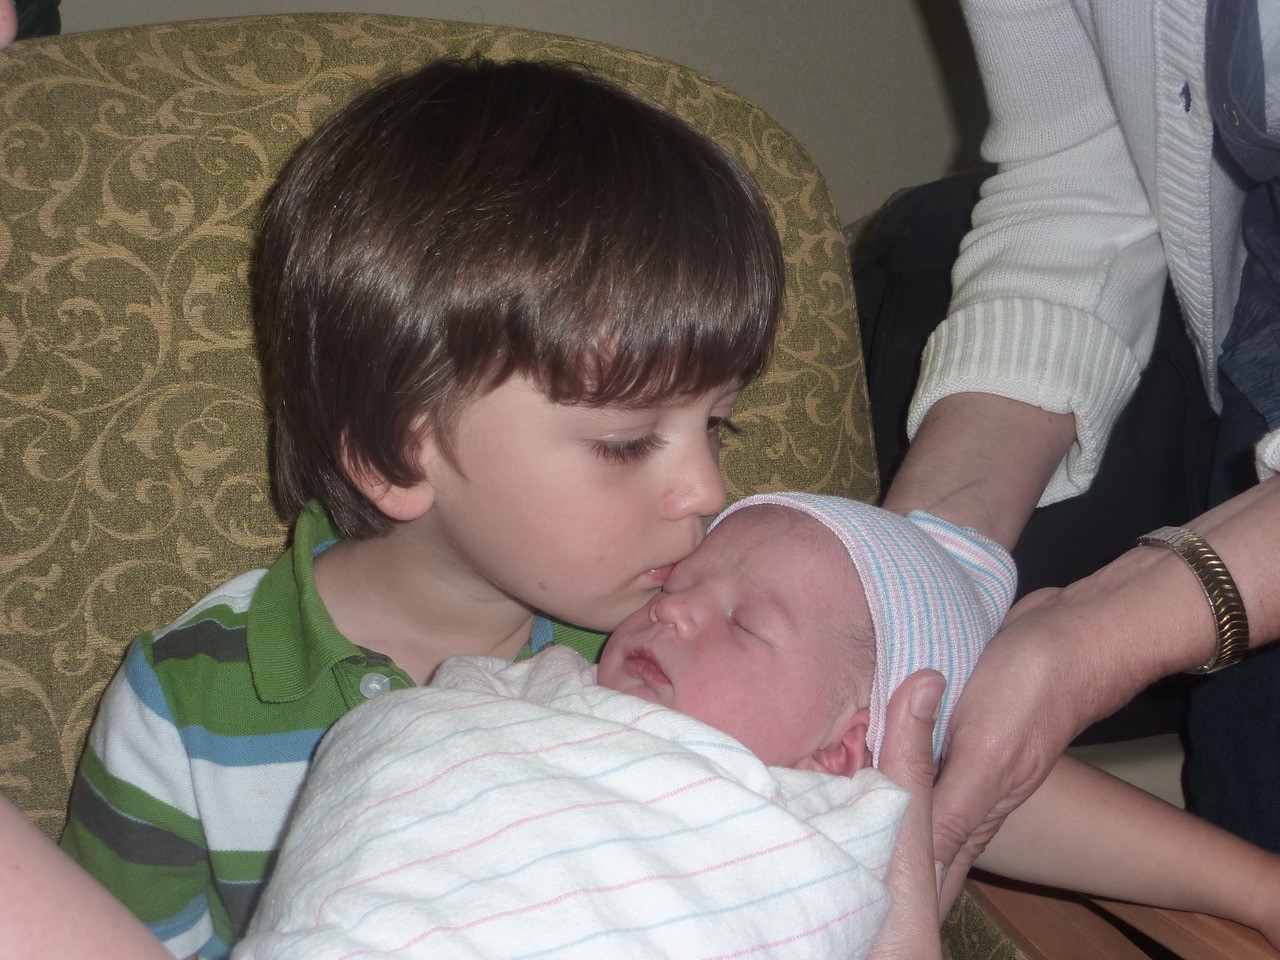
[714,493,1016,764]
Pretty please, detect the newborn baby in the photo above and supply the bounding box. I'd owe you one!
[236,493,1010,960]
[600,492,1012,768]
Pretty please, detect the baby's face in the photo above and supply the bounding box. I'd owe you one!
[598,505,870,767]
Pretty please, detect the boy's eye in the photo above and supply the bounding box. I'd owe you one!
[707,416,741,453]
[590,433,665,464]
[707,416,742,437]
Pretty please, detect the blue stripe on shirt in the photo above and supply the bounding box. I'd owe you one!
[178,724,328,766]
[121,640,178,725]
[530,616,555,653]
[124,629,329,766]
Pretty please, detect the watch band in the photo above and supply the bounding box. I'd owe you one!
[1135,526,1250,674]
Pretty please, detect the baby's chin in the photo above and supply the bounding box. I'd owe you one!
[608,678,663,704]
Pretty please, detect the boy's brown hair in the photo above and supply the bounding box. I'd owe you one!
[256,57,784,538]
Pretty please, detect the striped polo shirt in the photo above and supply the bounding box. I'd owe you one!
[60,501,605,959]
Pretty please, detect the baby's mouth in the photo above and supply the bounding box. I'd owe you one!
[624,648,671,688]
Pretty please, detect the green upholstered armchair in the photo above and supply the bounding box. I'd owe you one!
[0,14,1032,958]
[0,11,873,839]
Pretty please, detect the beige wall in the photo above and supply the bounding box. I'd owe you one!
[60,1,986,225]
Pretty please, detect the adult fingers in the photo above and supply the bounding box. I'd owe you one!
[868,669,945,960]
[878,669,946,793]
[931,736,1018,906]
[930,684,1062,912]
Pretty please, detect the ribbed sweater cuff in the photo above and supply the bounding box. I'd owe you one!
[1257,430,1280,482]
[907,298,1143,505]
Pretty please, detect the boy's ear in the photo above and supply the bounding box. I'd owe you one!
[341,433,437,523]
[803,707,871,777]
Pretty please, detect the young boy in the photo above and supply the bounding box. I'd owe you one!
[238,494,1280,959]
[59,57,784,959]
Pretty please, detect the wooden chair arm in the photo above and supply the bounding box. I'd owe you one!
[964,875,1148,959]
[965,874,1280,960]
[1091,899,1280,960]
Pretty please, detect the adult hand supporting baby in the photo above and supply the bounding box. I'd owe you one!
[929,586,1095,912]
[868,669,946,960]
[932,473,1280,911]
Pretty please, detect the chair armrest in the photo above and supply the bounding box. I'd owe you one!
[1092,899,1280,960]
[964,875,1148,959]
[964,874,1280,960]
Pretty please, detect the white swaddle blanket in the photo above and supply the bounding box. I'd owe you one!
[237,645,908,960]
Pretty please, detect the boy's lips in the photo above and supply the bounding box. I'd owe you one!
[645,564,675,585]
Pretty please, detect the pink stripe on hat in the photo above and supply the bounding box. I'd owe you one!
[713,494,1015,764]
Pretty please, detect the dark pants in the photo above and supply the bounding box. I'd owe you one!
[1184,377,1280,851]
[854,175,1279,850]
[14,0,60,41]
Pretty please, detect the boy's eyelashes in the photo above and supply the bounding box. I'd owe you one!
[590,433,667,464]
[589,418,742,465]
[707,416,742,437]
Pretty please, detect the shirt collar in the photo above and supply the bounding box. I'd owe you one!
[247,501,369,703]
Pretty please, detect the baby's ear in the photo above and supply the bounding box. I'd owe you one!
[341,433,437,523]
[804,707,871,777]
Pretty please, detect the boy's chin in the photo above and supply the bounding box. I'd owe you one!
[556,593,654,637]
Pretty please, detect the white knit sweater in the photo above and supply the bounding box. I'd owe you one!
[909,0,1249,504]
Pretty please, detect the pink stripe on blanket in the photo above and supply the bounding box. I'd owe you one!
[313,772,721,924]
[333,828,828,960]
[295,722,632,887]
[700,896,888,960]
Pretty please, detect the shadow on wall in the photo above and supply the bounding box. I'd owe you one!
[911,0,989,176]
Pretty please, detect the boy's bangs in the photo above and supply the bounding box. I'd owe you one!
[512,174,785,408]
[530,267,781,408]
[482,67,784,408]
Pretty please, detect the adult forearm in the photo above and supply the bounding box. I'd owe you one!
[881,393,1076,550]
[1066,473,1280,684]
[996,473,1280,742]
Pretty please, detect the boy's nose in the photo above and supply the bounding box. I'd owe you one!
[662,441,726,521]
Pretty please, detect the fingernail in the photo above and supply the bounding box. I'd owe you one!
[911,677,946,721]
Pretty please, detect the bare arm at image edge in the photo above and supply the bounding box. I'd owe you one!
[976,755,1280,945]
[0,0,16,47]
[0,795,170,960]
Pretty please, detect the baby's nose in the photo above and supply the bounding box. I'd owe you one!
[652,590,698,638]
